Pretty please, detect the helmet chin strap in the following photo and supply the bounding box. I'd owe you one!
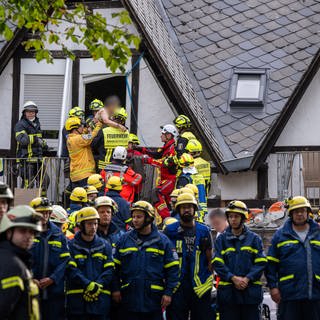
[136,214,153,231]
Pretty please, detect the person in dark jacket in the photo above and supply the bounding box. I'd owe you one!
[0,182,14,221]
[67,187,88,215]
[0,205,42,319]
[15,101,49,189]
[66,207,114,320]
[29,197,70,320]
[112,200,179,320]
[213,200,267,320]
[266,196,320,320]
[105,176,132,231]
[95,196,126,248]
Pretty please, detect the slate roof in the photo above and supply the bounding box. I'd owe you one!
[126,0,320,169]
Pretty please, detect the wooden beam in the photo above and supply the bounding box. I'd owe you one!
[72,57,80,107]
[130,53,140,134]
[257,163,268,199]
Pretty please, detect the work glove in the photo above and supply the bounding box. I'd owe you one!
[163,156,178,168]
[83,282,103,302]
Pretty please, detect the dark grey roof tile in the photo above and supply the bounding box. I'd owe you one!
[306,46,318,55]
[260,42,277,53]
[248,47,265,57]
[293,61,309,72]
[247,59,266,68]
[232,12,247,23]
[183,41,201,52]
[169,0,185,5]
[255,4,271,14]
[273,38,288,48]
[262,32,279,42]
[228,131,246,143]
[199,78,214,89]
[299,7,315,17]
[199,15,215,26]
[239,137,257,149]
[195,70,208,81]
[274,27,291,37]
[275,16,291,26]
[216,39,233,49]
[195,37,212,47]
[221,17,237,28]
[239,115,258,126]
[263,115,277,125]
[266,1,283,10]
[260,54,277,63]
[222,6,238,16]
[230,120,248,131]
[206,32,223,42]
[241,126,257,137]
[220,125,236,137]
[254,15,270,24]
[218,28,236,38]
[250,36,266,46]
[251,131,266,142]
[229,34,245,45]
[252,121,269,132]
[233,2,250,12]
[241,30,256,40]
[168,6,184,17]
[242,9,260,19]
[269,59,289,69]
[271,49,287,58]
[198,26,212,37]
[287,12,304,22]
[203,88,215,99]
[293,50,312,61]
[230,143,244,156]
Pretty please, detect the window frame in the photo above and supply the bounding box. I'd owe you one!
[230,68,267,107]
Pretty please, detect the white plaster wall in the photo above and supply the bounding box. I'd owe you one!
[137,59,176,146]
[276,67,320,146]
[0,59,13,149]
[267,154,278,199]
[217,171,257,200]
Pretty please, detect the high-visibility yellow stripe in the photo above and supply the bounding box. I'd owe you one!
[310,240,320,246]
[279,274,294,282]
[92,253,107,260]
[101,289,111,295]
[164,261,179,268]
[253,281,262,285]
[74,254,87,259]
[121,283,129,289]
[68,261,77,267]
[104,262,115,268]
[315,275,320,281]
[151,285,164,290]
[60,252,70,258]
[277,240,299,248]
[212,257,225,264]
[33,239,40,243]
[119,247,138,253]
[267,256,280,263]
[114,258,121,265]
[254,257,268,263]
[48,241,62,248]
[219,281,232,286]
[1,276,24,290]
[221,247,236,255]
[15,130,26,137]
[67,289,83,294]
[194,250,202,287]
[125,217,132,223]
[240,246,258,254]
[146,248,165,255]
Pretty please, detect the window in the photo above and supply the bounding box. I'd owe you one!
[230,69,267,107]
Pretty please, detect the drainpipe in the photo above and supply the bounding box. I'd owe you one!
[57,58,73,157]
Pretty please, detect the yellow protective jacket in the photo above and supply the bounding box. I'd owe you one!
[67,123,102,182]
[194,157,211,194]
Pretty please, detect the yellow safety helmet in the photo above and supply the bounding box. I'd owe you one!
[65,116,81,131]
[68,106,84,118]
[177,187,195,196]
[106,176,122,191]
[163,217,178,227]
[285,196,312,214]
[185,184,199,197]
[174,114,192,129]
[85,185,98,196]
[76,207,100,223]
[0,205,42,233]
[50,205,69,224]
[89,99,104,111]
[129,133,140,145]
[68,210,78,230]
[175,193,198,210]
[70,187,87,203]
[186,139,202,153]
[94,196,118,213]
[130,200,155,219]
[87,174,104,189]
[113,107,128,121]
[170,189,180,198]
[30,197,52,212]
[226,200,249,219]
[179,153,194,167]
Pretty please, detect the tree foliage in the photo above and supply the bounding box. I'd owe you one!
[0,0,140,72]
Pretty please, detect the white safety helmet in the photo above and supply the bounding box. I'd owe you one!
[23,101,38,113]
[161,124,178,138]
[113,146,128,160]
[50,205,69,224]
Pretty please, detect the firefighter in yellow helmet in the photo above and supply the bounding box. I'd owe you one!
[29,197,70,320]
[66,207,114,319]
[266,196,320,319]
[186,139,211,195]
[112,200,179,319]
[87,173,105,196]
[92,107,130,170]
[0,205,41,319]
[164,193,215,319]
[66,114,103,189]
[173,114,196,158]
[67,187,88,215]
[176,153,207,222]
[213,200,266,320]
[85,185,99,206]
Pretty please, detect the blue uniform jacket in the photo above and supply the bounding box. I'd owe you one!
[113,225,179,313]
[164,221,213,298]
[66,232,114,315]
[266,219,320,301]
[67,203,83,216]
[106,190,131,230]
[97,222,126,251]
[213,225,267,305]
[30,221,70,297]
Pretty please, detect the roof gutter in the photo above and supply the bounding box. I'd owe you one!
[221,155,253,172]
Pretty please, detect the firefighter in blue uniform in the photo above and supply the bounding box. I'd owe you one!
[112,200,179,320]
[213,200,267,320]
[95,196,126,248]
[266,196,320,320]
[29,197,70,320]
[66,207,114,320]
[164,193,214,320]
[67,187,88,215]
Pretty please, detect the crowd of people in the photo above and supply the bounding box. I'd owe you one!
[0,98,319,320]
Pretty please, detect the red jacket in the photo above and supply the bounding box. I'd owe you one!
[142,139,177,181]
